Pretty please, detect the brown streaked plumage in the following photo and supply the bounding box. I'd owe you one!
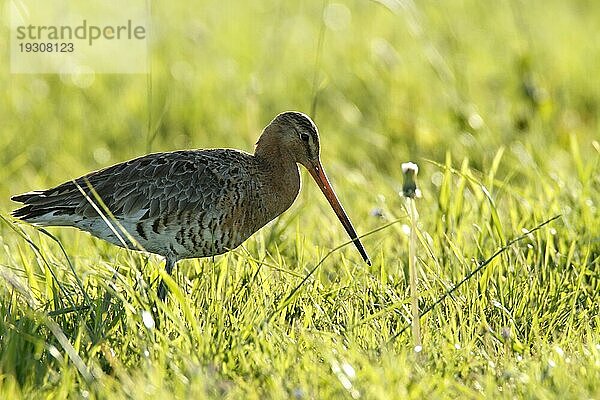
[11,111,371,300]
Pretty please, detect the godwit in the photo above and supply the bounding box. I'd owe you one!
[12,111,371,300]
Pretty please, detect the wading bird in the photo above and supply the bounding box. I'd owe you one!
[12,112,371,300]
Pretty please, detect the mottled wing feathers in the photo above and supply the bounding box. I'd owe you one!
[11,149,256,224]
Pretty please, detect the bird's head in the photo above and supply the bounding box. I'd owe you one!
[256,111,371,266]
[266,111,321,168]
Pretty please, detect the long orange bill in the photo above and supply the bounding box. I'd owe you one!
[308,162,371,265]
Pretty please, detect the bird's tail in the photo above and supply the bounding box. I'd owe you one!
[11,191,79,226]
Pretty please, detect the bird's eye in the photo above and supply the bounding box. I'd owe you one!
[300,133,310,142]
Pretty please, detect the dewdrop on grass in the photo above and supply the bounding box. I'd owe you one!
[142,310,155,330]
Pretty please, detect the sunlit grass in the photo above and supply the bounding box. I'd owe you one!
[1,0,599,398]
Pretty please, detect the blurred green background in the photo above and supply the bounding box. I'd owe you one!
[2,0,598,202]
[1,0,599,398]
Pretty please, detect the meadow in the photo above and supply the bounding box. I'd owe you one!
[1,0,599,398]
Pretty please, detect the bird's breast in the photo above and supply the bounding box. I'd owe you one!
[256,162,301,223]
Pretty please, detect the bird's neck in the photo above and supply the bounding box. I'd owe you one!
[254,127,301,218]
[254,125,280,159]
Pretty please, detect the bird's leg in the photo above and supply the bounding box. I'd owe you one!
[157,256,176,301]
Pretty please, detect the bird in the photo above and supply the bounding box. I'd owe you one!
[11,111,371,300]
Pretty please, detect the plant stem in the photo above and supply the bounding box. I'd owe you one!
[407,197,421,348]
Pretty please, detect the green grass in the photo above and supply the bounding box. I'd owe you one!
[1,0,599,398]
